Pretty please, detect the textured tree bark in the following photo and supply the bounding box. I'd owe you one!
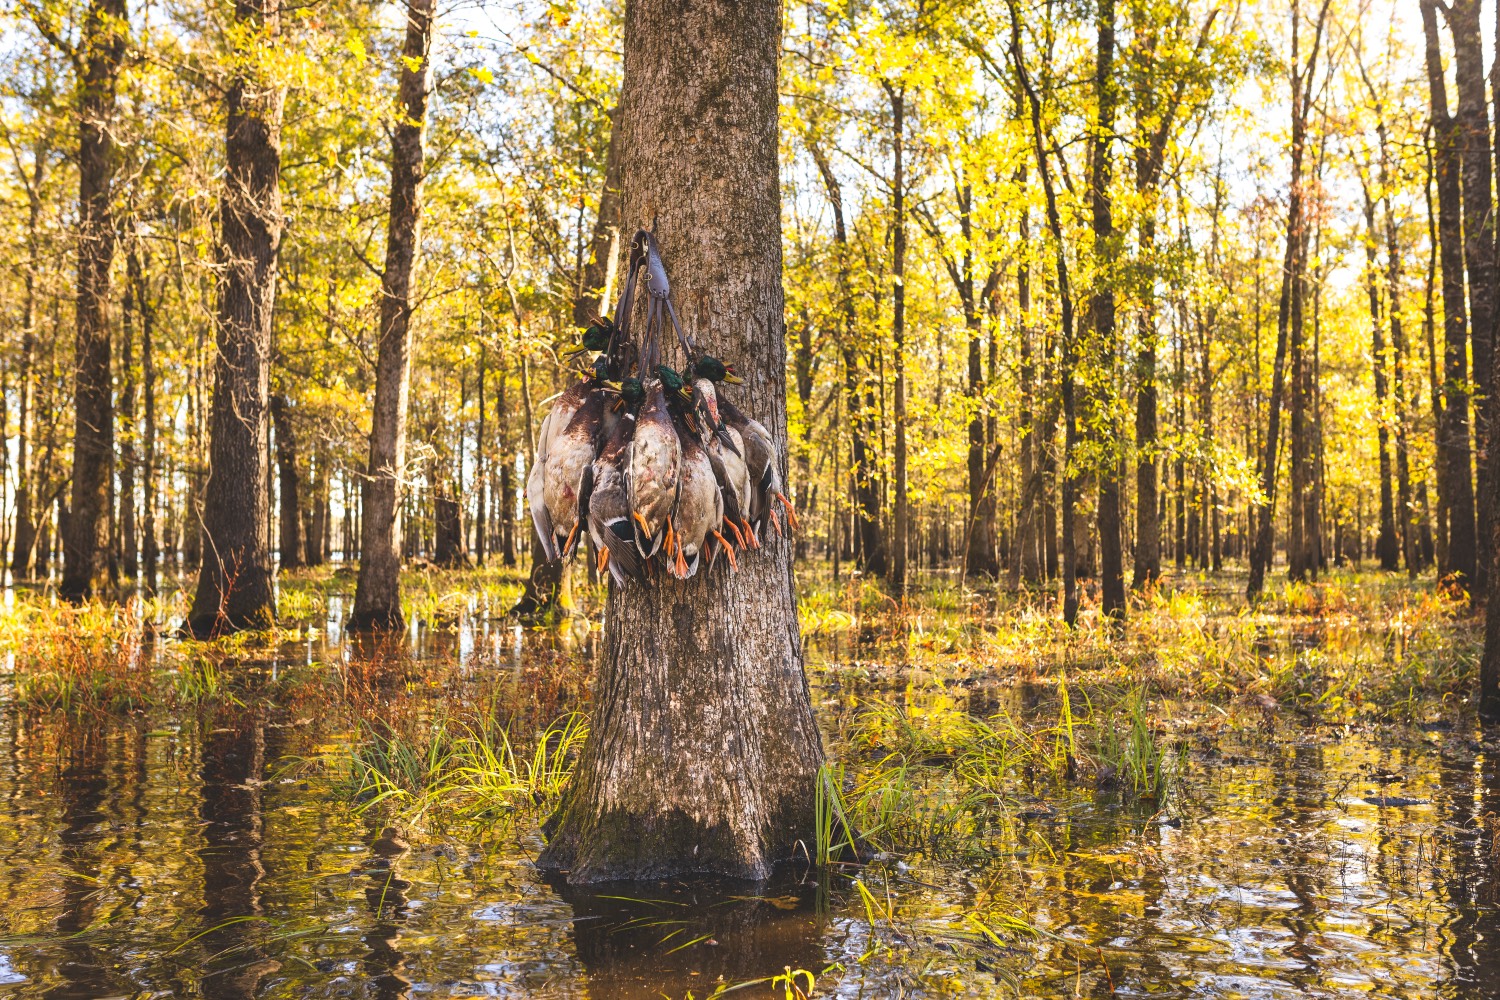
[58,0,126,601]
[350,0,435,631]
[187,0,284,636]
[1449,0,1495,597]
[1421,0,1478,586]
[270,394,303,570]
[1089,0,1125,621]
[539,0,822,883]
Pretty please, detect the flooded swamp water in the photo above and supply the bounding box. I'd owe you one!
[0,575,1497,998]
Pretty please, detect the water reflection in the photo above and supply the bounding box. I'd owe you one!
[1,621,1500,998]
[42,728,114,1000]
[198,710,279,998]
[363,830,412,1000]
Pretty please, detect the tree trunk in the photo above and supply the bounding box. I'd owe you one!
[433,481,466,568]
[539,0,822,883]
[1089,0,1124,621]
[1422,0,1478,586]
[886,81,910,592]
[58,0,127,601]
[350,0,435,631]
[1250,0,1326,601]
[1015,183,1041,585]
[1361,185,1398,570]
[270,394,303,570]
[1010,0,1078,619]
[809,144,884,576]
[11,148,44,578]
[574,105,624,325]
[120,262,138,580]
[135,250,159,592]
[1450,0,1495,596]
[187,0,285,635]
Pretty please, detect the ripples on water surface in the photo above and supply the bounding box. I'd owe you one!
[0,583,1497,998]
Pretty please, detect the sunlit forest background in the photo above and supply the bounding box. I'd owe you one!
[0,0,1462,602]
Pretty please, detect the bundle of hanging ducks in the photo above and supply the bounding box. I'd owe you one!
[527,230,798,585]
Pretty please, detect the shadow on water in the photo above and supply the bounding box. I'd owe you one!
[555,876,826,999]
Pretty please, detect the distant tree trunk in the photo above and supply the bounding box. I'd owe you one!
[539,0,823,882]
[885,80,910,593]
[1425,133,1449,569]
[304,449,326,566]
[350,0,435,631]
[1361,183,1398,570]
[1450,0,1495,596]
[1010,0,1079,622]
[1422,0,1477,586]
[134,249,159,591]
[1015,182,1042,586]
[58,0,127,601]
[573,104,623,325]
[793,311,815,560]
[187,0,285,635]
[810,144,884,575]
[498,368,516,567]
[10,148,44,578]
[1368,110,1417,576]
[270,394,303,570]
[433,481,466,567]
[1089,0,1124,621]
[1250,0,1326,601]
[120,262,138,580]
[475,347,487,565]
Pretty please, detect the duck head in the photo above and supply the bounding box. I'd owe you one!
[690,354,743,385]
[566,317,617,357]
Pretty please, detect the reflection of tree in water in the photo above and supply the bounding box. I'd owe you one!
[1434,733,1500,996]
[41,726,117,999]
[559,877,825,999]
[363,828,412,1000]
[197,708,280,998]
[1270,740,1327,980]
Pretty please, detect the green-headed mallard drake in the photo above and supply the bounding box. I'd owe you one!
[581,378,645,586]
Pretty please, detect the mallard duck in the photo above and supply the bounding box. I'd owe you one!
[536,387,609,560]
[628,373,680,560]
[581,379,645,585]
[662,406,722,579]
[693,377,754,557]
[718,397,798,538]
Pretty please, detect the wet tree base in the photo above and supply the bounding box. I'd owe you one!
[346,608,408,633]
[184,608,276,639]
[539,801,808,883]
